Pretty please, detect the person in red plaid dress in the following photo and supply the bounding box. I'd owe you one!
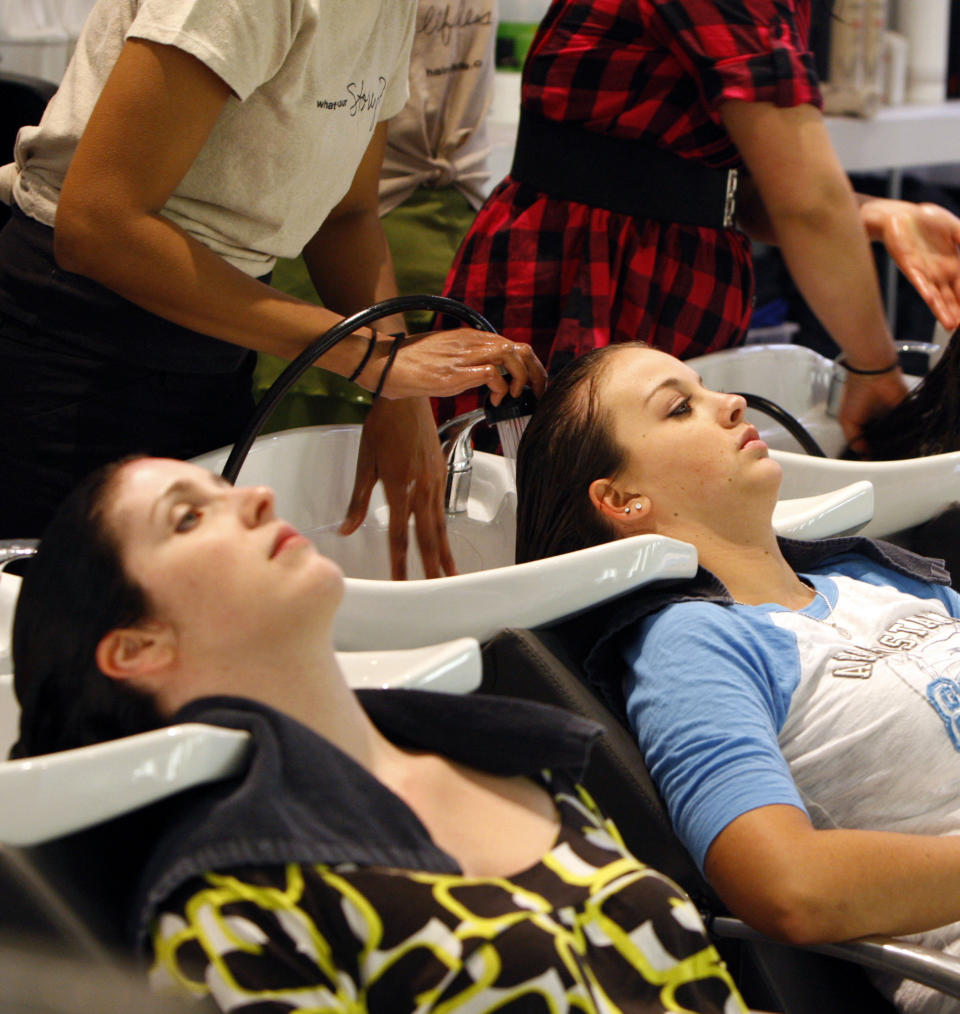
[441,0,960,448]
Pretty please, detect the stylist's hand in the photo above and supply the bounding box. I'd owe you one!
[373,330,547,403]
[340,396,456,580]
[838,368,910,454]
[862,199,960,331]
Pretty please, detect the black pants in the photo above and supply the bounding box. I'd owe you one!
[0,321,255,537]
[0,209,256,538]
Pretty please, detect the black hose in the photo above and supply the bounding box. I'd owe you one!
[221,295,496,483]
[733,392,828,458]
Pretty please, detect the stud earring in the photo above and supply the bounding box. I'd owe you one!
[624,506,631,514]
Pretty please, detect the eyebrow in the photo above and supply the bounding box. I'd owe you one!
[150,474,232,522]
[642,373,703,406]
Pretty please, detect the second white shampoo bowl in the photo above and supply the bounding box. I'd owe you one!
[0,633,482,844]
[192,426,874,650]
[688,344,960,538]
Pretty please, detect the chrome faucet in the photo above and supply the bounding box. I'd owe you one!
[438,408,487,515]
[0,540,39,573]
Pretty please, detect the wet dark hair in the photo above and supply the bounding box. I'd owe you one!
[856,328,960,460]
[11,458,163,759]
[516,345,640,564]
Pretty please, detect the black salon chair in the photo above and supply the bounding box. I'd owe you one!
[0,936,195,1014]
[0,71,58,230]
[0,831,167,1014]
[0,794,211,1014]
[480,624,960,1014]
[0,843,108,961]
[0,809,156,963]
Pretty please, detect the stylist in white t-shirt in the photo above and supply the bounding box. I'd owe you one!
[0,0,544,576]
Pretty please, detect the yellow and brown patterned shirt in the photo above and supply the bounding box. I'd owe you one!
[151,772,745,1014]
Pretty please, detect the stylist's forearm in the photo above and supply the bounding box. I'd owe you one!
[720,101,898,370]
[53,203,372,376]
[303,206,406,335]
[768,183,898,369]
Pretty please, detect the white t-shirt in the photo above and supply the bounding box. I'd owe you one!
[774,575,960,838]
[8,0,416,275]
[623,554,960,1014]
[774,576,960,1014]
[378,0,496,215]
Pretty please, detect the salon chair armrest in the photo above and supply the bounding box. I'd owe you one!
[712,915,960,1000]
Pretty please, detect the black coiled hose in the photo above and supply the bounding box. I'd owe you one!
[221,294,496,483]
[733,392,828,458]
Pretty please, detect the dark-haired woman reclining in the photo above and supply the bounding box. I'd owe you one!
[10,455,745,1014]
[516,343,960,1014]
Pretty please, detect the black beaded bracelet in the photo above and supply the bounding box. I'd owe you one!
[836,356,900,376]
[347,328,377,383]
[372,334,403,400]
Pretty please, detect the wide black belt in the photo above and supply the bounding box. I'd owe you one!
[511,109,739,230]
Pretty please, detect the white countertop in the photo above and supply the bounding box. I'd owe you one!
[825,101,960,172]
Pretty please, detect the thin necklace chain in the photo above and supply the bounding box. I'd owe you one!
[805,586,853,640]
[735,582,855,641]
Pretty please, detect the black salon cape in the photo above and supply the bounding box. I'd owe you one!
[129,690,602,949]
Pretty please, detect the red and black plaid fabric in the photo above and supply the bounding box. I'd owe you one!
[439,0,821,420]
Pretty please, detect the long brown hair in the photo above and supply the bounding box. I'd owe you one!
[858,328,960,459]
[12,458,162,758]
[516,345,637,564]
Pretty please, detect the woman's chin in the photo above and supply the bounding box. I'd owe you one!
[758,454,784,490]
[282,556,346,633]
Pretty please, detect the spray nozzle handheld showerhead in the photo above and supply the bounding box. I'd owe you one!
[484,386,538,461]
[484,386,539,423]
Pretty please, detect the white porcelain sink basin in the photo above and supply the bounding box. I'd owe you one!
[191,425,875,650]
[0,720,254,846]
[0,634,482,844]
[0,635,482,764]
[771,481,873,541]
[192,426,517,576]
[192,427,702,648]
[0,571,19,684]
[689,344,960,537]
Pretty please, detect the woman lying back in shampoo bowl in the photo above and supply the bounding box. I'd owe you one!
[10,455,744,1014]
[516,342,960,1014]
